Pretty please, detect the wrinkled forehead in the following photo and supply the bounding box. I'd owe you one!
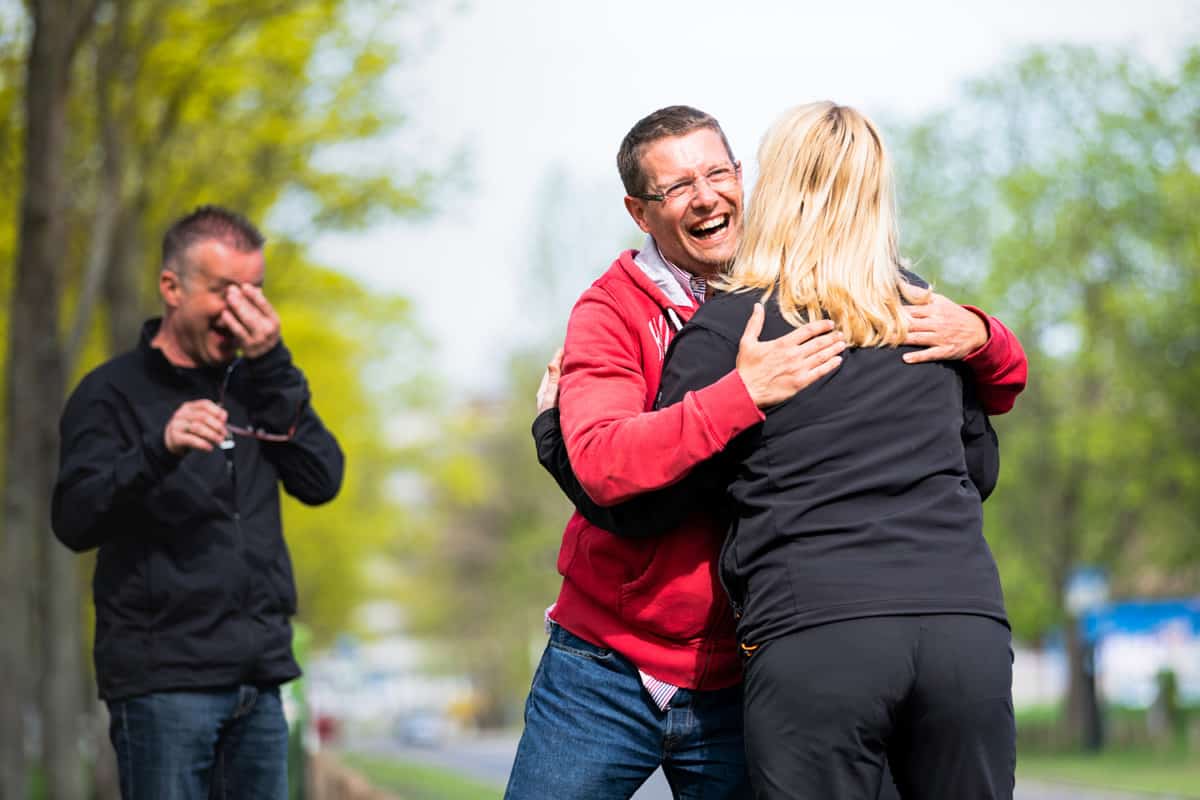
[640,129,734,182]
[184,238,265,284]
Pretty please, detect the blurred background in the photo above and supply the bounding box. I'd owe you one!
[0,0,1198,798]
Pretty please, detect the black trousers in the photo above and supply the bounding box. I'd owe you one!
[743,614,1015,800]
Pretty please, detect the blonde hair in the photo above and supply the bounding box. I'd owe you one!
[724,102,916,347]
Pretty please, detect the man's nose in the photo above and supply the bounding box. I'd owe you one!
[690,178,720,207]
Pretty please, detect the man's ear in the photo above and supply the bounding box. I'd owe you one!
[159,268,182,308]
[624,195,652,235]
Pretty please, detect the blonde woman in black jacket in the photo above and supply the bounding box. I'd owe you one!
[652,103,1015,800]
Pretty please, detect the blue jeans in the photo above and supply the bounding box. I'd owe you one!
[107,684,288,800]
[505,622,749,799]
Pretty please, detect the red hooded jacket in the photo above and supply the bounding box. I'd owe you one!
[549,244,1027,690]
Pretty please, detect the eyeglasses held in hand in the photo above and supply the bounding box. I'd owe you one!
[218,362,298,448]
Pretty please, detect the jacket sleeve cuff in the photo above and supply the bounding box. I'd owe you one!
[240,340,310,428]
[692,370,765,447]
[242,340,294,378]
[961,305,1001,369]
[120,430,181,490]
[532,408,559,440]
[532,409,560,467]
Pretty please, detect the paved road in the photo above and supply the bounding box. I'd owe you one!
[354,733,1172,799]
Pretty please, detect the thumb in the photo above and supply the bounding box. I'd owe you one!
[899,281,932,306]
[740,303,765,348]
[548,347,564,379]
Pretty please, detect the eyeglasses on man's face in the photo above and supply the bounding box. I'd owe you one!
[635,161,741,203]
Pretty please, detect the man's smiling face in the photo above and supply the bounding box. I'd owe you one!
[624,127,743,279]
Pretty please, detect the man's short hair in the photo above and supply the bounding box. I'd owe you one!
[616,105,736,197]
[162,205,265,275]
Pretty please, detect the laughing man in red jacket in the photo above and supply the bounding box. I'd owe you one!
[504,106,1027,800]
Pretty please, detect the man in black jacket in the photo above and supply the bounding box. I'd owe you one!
[52,205,343,800]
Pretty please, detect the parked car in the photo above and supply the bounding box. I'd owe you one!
[394,709,451,747]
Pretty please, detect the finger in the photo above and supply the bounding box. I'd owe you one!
[178,431,216,452]
[902,326,936,341]
[167,420,215,454]
[793,341,846,380]
[789,354,843,392]
[805,354,843,381]
[242,289,281,338]
[535,368,561,413]
[778,318,837,347]
[239,284,276,318]
[903,319,939,334]
[226,284,266,321]
[899,281,932,305]
[902,330,938,346]
[739,303,765,347]
[796,331,846,359]
[902,346,950,364]
[226,287,267,331]
[810,337,848,364]
[219,308,253,343]
[903,304,933,320]
[193,411,230,442]
[548,347,564,378]
[175,411,224,443]
[186,399,227,420]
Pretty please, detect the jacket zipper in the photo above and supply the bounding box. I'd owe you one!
[219,363,253,677]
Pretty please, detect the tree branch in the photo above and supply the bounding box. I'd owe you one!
[65,1,124,374]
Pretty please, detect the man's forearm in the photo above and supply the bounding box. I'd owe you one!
[558,293,761,505]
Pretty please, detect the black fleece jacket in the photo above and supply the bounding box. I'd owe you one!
[53,319,343,700]
[536,292,1006,650]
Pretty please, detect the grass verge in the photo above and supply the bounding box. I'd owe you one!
[1018,748,1200,797]
[342,753,501,800]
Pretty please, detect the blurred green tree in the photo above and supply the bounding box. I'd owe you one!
[893,44,1200,745]
[397,167,638,727]
[1,4,98,798]
[0,0,438,794]
[401,354,569,727]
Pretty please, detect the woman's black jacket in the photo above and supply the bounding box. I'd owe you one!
[535,291,1006,648]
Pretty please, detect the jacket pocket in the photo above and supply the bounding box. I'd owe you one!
[617,526,723,642]
[555,514,588,578]
[267,548,298,615]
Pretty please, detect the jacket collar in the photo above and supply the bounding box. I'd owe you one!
[138,318,173,375]
[138,318,226,386]
[632,235,696,309]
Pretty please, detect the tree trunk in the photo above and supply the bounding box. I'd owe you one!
[67,0,128,376]
[1,3,96,798]
[90,700,121,800]
[103,204,147,352]
[42,515,85,799]
[1063,619,1104,751]
[1063,618,1087,744]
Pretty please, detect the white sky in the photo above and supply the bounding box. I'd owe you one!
[312,0,1197,393]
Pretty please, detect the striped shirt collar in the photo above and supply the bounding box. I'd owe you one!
[632,235,708,308]
[664,257,708,306]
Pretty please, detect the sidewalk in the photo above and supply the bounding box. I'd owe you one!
[357,732,1183,799]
